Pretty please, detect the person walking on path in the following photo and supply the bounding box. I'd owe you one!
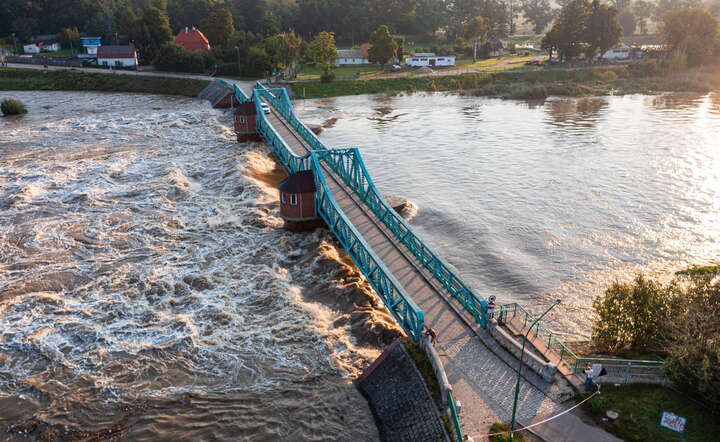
[584,365,596,391]
[424,327,437,345]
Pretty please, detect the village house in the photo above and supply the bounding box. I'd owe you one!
[97,45,138,68]
[406,53,456,67]
[600,43,632,60]
[173,27,211,52]
[335,44,372,66]
[23,43,41,54]
[80,37,102,57]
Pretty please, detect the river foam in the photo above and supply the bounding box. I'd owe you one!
[0,91,394,441]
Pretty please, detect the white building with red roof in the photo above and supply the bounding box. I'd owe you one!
[97,45,138,68]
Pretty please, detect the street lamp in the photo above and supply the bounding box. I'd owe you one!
[509,299,561,440]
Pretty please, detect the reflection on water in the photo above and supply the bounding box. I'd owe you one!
[299,91,720,335]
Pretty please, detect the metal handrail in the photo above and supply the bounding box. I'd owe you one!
[497,302,665,377]
[254,82,489,330]
[447,391,463,442]
[249,84,425,341]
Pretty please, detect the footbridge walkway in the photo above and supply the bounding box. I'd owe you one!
[227,81,621,442]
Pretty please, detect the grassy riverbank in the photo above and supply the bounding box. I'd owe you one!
[288,65,720,99]
[0,68,209,97]
[579,384,720,442]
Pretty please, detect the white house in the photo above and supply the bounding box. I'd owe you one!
[335,49,369,66]
[97,45,138,68]
[41,43,60,52]
[600,43,631,60]
[23,44,41,54]
[406,53,455,67]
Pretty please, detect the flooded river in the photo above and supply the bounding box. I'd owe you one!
[298,91,720,335]
[0,92,383,441]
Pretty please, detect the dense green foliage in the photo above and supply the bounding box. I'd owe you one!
[661,8,720,66]
[592,269,720,411]
[520,0,557,34]
[155,43,205,73]
[0,68,208,97]
[368,25,398,66]
[488,423,525,442]
[1,98,27,116]
[580,384,720,441]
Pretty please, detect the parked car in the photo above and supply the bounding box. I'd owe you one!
[391,64,402,71]
[261,103,270,114]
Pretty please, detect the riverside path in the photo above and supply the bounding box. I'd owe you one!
[234,82,619,442]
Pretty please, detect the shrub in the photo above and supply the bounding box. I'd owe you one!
[489,423,524,442]
[320,69,336,83]
[591,275,676,354]
[216,63,240,76]
[1,98,27,116]
[626,59,660,78]
[155,43,205,73]
[591,70,618,82]
[503,83,548,100]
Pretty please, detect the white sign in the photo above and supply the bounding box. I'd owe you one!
[659,411,687,434]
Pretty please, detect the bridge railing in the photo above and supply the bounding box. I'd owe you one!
[309,153,425,341]
[316,148,489,329]
[253,81,488,329]
[246,82,425,341]
[498,302,666,382]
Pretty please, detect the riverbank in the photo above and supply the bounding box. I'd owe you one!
[288,64,720,99]
[0,68,210,97]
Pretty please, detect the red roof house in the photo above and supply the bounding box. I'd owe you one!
[174,27,211,52]
[97,45,138,67]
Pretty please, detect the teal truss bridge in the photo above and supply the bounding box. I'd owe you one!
[227,80,489,343]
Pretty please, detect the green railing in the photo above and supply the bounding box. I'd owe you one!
[497,303,665,381]
[447,391,463,442]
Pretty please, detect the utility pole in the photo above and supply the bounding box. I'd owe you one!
[509,299,561,440]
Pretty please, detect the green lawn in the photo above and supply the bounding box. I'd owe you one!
[29,49,78,58]
[296,64,383,80]
[580,384,720,442]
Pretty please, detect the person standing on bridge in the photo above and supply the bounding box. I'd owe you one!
[424,327,437,345]
[487,295,497,319]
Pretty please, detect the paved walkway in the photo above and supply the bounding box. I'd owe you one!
[255,90,621,441]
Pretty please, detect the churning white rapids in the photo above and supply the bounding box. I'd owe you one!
[0,92,385,441]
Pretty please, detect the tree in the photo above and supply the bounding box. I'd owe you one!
[618,10,636,35]
[308,31,338,70]
[244,45,273,77]
[57,27,80,50]
[632,0,655,33]
[264,31,302,77]
[463,16,490,61]
[654,0,702,21]
[155,42,204,73]
[585,0,623,62]
[592,275,676,354]
[368,24,398,66]
[661,8,719,66]
[200,8,236,48]
[134,7,173,64]
[520,0,557,34]
[544,0,591,62]
[117,7,138,45]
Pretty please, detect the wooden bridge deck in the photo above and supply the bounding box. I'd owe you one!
[259,98,621,441]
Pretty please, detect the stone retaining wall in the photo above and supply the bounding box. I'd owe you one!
[489,319,557,383]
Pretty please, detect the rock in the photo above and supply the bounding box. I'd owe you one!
[606,410,619,420]
[305,123,324,134]
[385,195,409,213]
[183,275,214,291]
[174,282,191,296]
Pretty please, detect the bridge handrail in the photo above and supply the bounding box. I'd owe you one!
[253,81,489,329]
[309,152,425,340]
[316,148,488,328]
[498,302,665,377]
[247,82,425,341]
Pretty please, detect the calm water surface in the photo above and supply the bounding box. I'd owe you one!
[298,92,720,335]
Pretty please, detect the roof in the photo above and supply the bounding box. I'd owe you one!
[97,45,136,59]
[622,35,664,47]
[412,52,436,57]
[174,27,211,51]
[278,170,316,194]
[337,49,364,59]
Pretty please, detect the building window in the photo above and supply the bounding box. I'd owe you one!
[290,194,297,205]
[281,193,286,203]
[238,116,246,123]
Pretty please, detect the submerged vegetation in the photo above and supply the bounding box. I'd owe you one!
[0,69,209,97]
[1,98,27,116]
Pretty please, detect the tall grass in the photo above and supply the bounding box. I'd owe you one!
[1,98,27,116]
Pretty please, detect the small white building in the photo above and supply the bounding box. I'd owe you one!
[406,53,455,67]
[335,49,369,66]
[97,45,138,68]
[41,43,60,52]
[600,43,631,60]
[23,44,41,54]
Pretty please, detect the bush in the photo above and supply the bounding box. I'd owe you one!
[591,275,676,354]
[320,69,336,83]
[216,63,240,76]
[489,423,524,442]
[155,43,205,74]
[626,59,660,78]
[591,70,618,82]
[1,98,27,116]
